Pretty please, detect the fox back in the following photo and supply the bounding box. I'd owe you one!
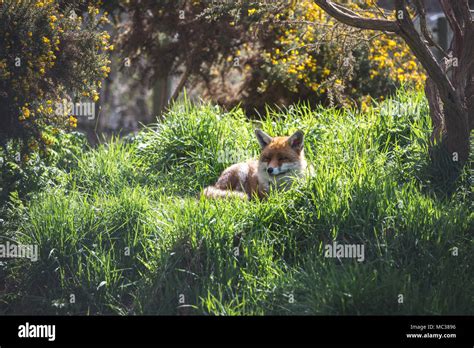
[203,129,307,200]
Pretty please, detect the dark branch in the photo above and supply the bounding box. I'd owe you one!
[393,0,457,100]
[450,0,472,29]
[312,0,399,32]
[440,0,463,39]
[414,0,448,58]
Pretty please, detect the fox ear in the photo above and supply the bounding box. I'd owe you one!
[255,129,273,149]
[288,130,304,152]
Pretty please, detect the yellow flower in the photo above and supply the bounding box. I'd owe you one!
[22,106,31,118]
[91,90,99,102]
[69,115,77,128]
[42,36,50,44]
[387,39,397,49]
[248,8,256,16]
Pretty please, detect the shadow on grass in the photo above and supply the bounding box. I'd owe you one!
[418,143,470,198]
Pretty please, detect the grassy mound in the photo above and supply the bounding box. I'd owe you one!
[0,89,472,315]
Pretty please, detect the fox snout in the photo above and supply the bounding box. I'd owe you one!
[265,163,295,176]
[266,166,284,176]
[266,158,283,175]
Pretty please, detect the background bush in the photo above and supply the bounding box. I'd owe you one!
[0,129,87,207]
[119,0,426,115]
[0,0,111,153]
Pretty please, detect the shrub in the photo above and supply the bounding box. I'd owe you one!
[224,0,426,111]
[0,129,87,207]
[0,0,111,154]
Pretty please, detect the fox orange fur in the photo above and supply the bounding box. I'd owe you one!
[203,129,308,200]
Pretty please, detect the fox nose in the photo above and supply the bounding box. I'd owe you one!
[267,167,274,174]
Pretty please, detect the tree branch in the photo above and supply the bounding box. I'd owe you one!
[312,0,399,32]
[169,62,190,103]
[449,0,472,29]
[393,0,457,102]
[414,0,448,58]
[439,0,463,39]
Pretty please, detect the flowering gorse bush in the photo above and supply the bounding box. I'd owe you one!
[0,0,111,155]
[249,0,426,109]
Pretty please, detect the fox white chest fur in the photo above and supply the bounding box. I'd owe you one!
[204,129,307,200]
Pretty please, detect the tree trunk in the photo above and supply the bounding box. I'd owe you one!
[438,0,473,164]
[152,76,170,121]
[425,11,474,164]
[425,77,444,146]
[425,76,471,164]
[444,102,470,163]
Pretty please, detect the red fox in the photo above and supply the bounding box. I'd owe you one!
[203,129,308,200]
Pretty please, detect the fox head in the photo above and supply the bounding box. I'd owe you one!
[255,129,307,183]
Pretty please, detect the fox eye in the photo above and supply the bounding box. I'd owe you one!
[279,157,289,161]
[262,156,271,162]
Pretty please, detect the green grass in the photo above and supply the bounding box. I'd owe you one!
[0,88,472,315]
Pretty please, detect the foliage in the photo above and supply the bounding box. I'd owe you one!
[119,0,426,113]
[211,0,426,111]
[0,0,112,153]
[117,0,247,87]
[1,90,471,315]
[259,0,426,109]
[0,129,87,207]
